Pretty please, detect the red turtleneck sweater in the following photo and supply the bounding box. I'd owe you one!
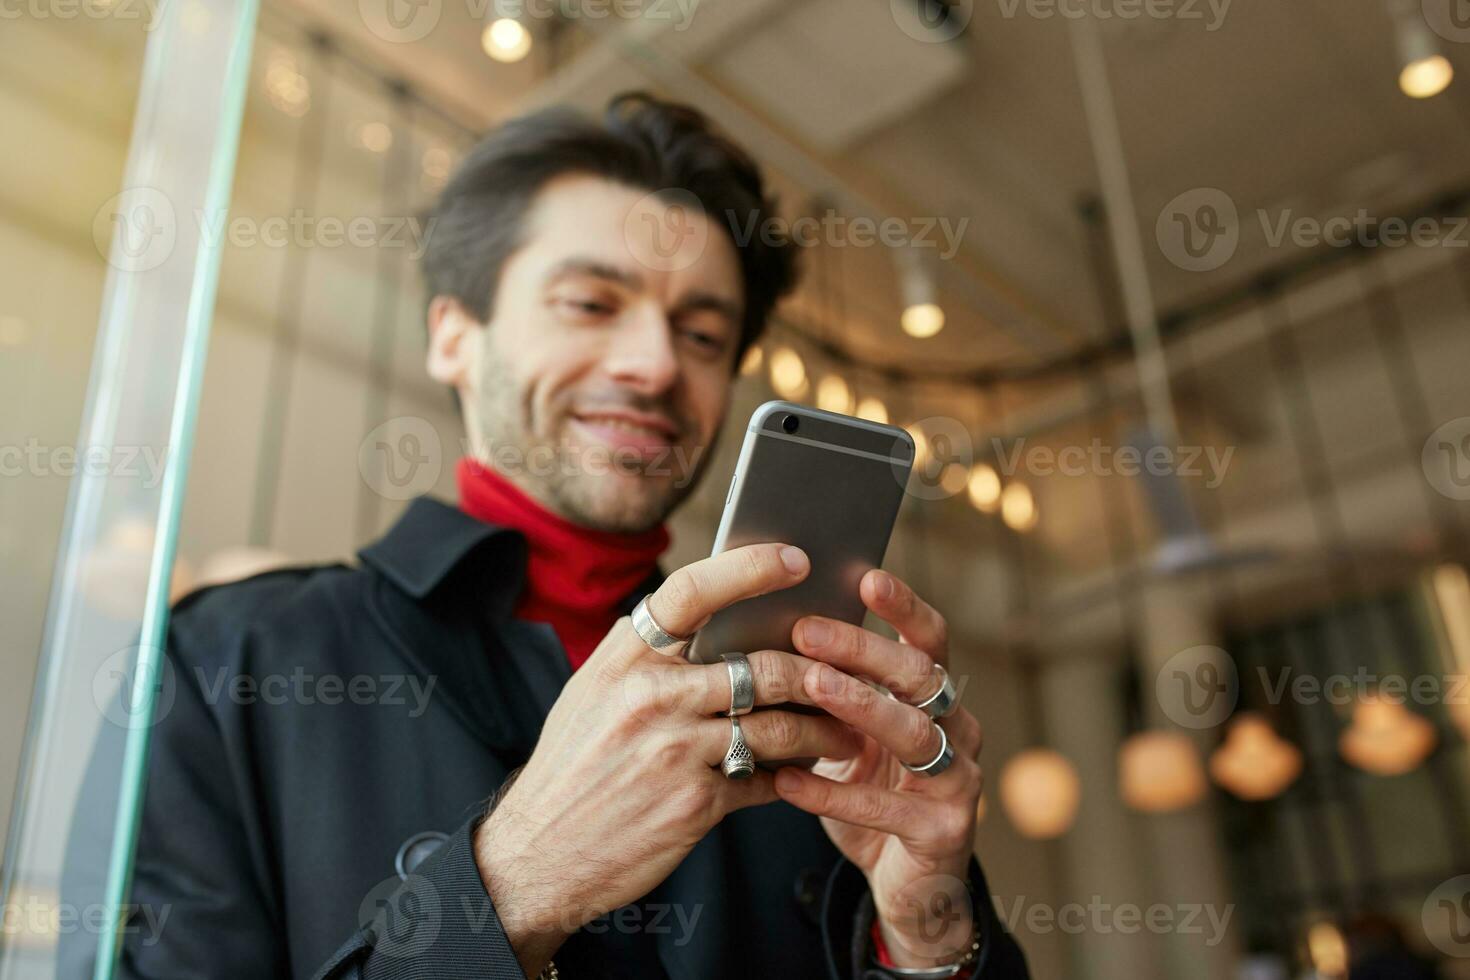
[456,458,669,671]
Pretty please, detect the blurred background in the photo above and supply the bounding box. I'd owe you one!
[3,0,1470,977]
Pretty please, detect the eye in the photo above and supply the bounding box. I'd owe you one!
[554,293,618,321]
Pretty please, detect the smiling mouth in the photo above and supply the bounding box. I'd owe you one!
[572,411,680,441]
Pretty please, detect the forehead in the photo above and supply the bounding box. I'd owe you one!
[517,173,743,297]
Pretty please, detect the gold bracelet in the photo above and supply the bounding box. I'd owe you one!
[535,960,558,980]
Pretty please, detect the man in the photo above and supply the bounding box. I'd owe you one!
[96,94,1028,979]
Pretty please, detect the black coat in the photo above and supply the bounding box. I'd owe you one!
[68,498,1028,979]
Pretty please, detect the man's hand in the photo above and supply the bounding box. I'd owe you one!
[473,543,862,977]
[776,569,984,970]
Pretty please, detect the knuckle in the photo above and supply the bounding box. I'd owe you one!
[905,647,935,684]
[931,614,949,651]
[739,546,767,585]
[907,709,937,752]
[660,570,704,623]
[761,711,801,752]
[854,792,894,827]
[749,652,785,701]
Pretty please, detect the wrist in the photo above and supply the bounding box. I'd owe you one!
[473,809,575,977]
[871,869,977,970]
[875,905,976,970]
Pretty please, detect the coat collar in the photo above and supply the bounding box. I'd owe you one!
[357,496,527,618]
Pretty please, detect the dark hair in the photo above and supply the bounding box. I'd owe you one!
[420,92,797,362]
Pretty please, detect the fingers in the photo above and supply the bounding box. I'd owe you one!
[860,570,948,662]
[773,767,978,854]
[696,709,864,768]
[642,544,809,652]
[792,618,936,702]
[802,662,945,771]
[684,650,821,715]
[771,769,922,841]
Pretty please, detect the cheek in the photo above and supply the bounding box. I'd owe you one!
[683,364,732,440]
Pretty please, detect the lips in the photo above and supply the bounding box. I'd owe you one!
[570,409,680,456]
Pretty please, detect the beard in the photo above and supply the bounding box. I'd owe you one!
[469,351,715,534]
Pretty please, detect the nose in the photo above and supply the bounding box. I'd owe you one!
[602,301,679,397]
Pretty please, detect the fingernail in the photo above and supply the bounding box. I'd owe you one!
[808,662,843,698]
[874,572,894,600]
[801,620,831,648]
[780,546,809,575]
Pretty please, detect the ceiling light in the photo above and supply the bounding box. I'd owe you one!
[1208,712,1302,801]
[999,748,1082,839]
[815,374,853,414]
[354,122,393,154]
[1118,730,1207,813]
[483,18,532,63]
[856,396,888,424]
[901,302,946,339]
[896,247,945,338]
[1396,12,1454,98]
[967,463,1001,513]
[740,345,764,377]
[769,346,807,399]
[1338,695,1437,775]
[1001,481,1037,532]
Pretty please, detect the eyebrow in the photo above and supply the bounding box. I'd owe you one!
[674,291,742,327]
[545,257,643,291]
[545,257,743,325]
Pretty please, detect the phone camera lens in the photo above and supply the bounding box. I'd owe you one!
[781,414,800,434]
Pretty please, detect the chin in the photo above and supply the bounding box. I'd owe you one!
[556,473,678,534]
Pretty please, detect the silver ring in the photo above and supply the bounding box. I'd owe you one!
[631,597,687,654]
[914,664,958,719]
[721,653,755,717]
[722,716,756,779]
[902,723,954,778]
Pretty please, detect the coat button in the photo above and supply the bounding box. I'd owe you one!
[793,867,823,926]
[394,831,449,880]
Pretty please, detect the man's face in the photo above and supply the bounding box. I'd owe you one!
[429,175,744,533]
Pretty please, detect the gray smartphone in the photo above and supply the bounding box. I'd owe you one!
[686,400,915,666]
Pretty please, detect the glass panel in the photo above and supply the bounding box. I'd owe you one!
[0,0,259,976]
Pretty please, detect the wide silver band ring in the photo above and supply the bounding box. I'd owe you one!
[914,664,958,719]
[631,597,687,654]
[722,716,756,779]
[721,653,755,717]
[902,723,954,778]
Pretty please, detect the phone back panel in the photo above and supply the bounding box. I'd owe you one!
[686,401,914,664]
